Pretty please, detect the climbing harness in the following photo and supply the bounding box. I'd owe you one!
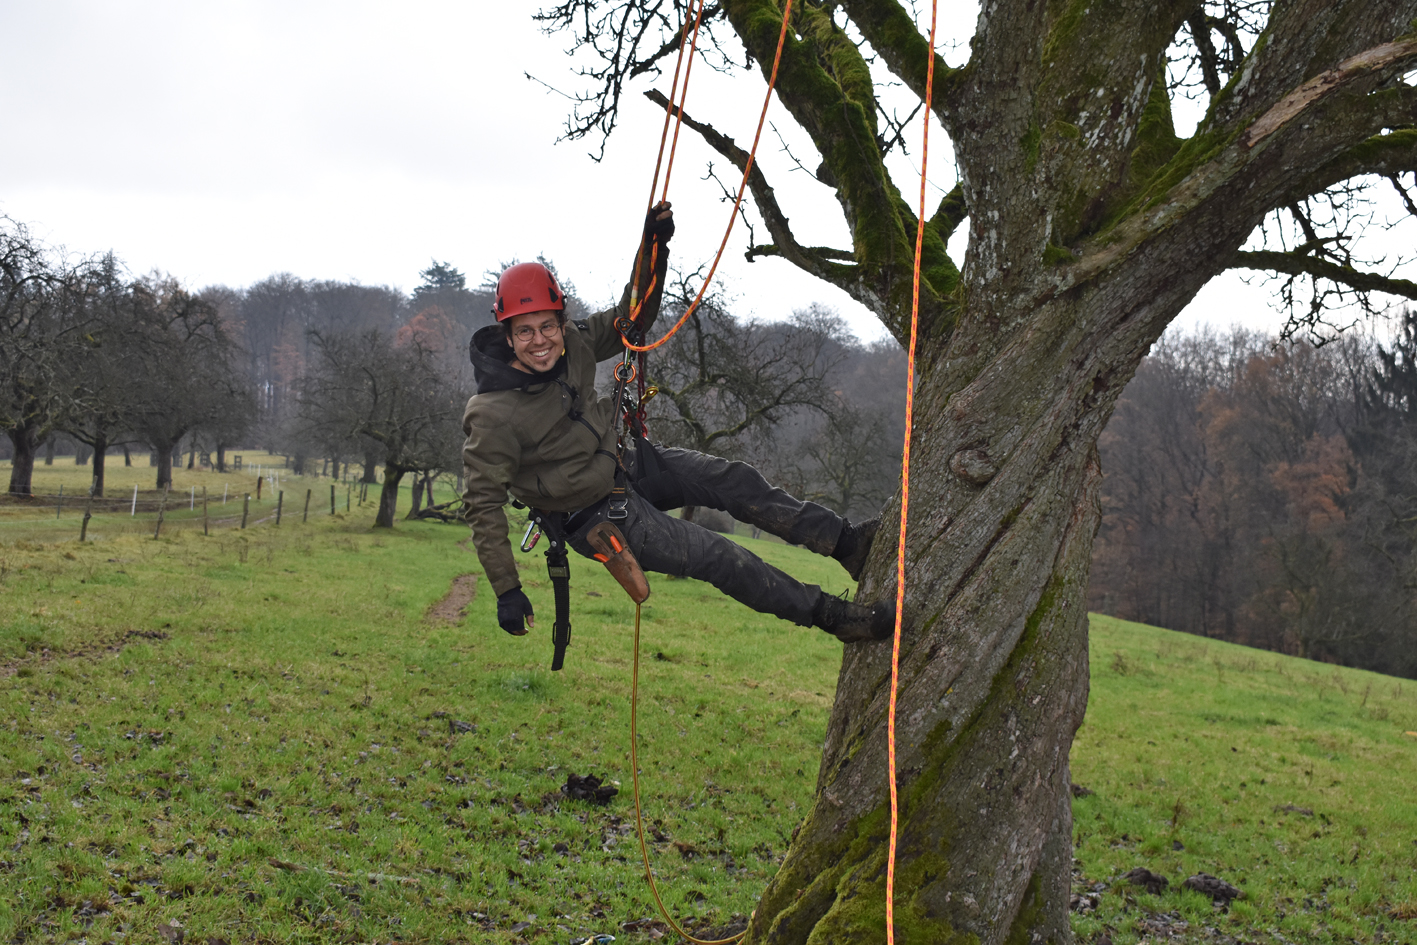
[523,508,575,671]
[887,1,940,942]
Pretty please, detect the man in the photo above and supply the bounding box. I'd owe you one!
[461,204,889,643]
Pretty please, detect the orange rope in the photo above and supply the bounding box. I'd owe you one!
[623,0,796,352]
[622,13,796,939]
[630,604,745,945]
[888,2,939,942]
[628,0,708,316]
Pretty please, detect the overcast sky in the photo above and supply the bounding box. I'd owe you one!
[1,2,1407,343]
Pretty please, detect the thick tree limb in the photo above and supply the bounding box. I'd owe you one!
[1231,250,1417,300]
[1297,126,1417,203]
[837,0,963,122]
[929,182,967,242]
[643,89,864,295]
[1244,36,1417,149]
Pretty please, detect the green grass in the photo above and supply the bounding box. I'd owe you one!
[1072,618,1417,943]
[0,504,1414,943]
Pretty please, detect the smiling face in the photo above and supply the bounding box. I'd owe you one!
[504,309,565,374]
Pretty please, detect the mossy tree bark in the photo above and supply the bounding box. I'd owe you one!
[539,0,1417,939]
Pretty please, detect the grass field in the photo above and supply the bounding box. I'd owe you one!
[0,488,1414,944]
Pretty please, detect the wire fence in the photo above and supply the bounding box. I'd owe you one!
[0,481,384,544]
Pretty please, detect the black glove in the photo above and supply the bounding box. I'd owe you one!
[497,587,534,636]
[644,201,674,245]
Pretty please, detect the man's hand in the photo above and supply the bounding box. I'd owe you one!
[497,587,534,636]
[645,200,674,245]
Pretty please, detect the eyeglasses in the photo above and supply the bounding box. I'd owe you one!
[511,322,563,343]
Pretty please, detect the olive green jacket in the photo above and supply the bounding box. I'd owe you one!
[461,259,666,597]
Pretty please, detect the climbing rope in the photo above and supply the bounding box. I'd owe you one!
[626,0,709,321]
[629,603,745,945]
[621,0,796,353]
[887,1,940,942]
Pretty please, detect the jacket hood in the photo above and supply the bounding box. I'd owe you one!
[469,324,567,394]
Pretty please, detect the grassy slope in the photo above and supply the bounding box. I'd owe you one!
[1073,617,1417,943]
[0,497,1413,943]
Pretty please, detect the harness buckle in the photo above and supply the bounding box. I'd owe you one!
[607,493,629,520]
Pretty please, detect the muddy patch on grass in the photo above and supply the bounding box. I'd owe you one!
[1,627,171,677]
[427,573,477,625]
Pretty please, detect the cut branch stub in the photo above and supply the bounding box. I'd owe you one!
[950,448,998,485]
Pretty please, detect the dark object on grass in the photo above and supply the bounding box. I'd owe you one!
[1273,803,1314,817]
[1122,867,1169,895]
[1070,782,1094,798]
[448,719,476,734]
[1183,872,1242,903]
[413,500,461,523]
[563,773,618,805]
[1172,840,1184,851]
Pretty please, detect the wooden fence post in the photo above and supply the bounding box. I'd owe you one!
[346,485,351,512]
[241,494,250,529]
[203,486,209,536]
[153,486,170,539]
[56,485,63,519]
[256,476,263,501]
[80,487,95,542]
[276,490,284,525]
[303,489,312,523]
[330,484,336,515]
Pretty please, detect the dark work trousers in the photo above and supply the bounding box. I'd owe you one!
[565,447,846,626]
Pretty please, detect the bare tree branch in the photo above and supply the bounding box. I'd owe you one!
[643,88,865,294]
[1231,249,1417,299]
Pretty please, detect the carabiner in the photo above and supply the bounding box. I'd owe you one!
[520,519,541,552]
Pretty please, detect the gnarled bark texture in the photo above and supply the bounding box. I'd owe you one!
[539,0,1417,939]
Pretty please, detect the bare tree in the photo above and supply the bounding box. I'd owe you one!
[0,218,92,496]
[536,0,1417,938]
[299,327,467,527]
[124,277,251,490]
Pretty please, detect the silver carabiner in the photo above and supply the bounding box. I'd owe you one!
[520,519,541,552]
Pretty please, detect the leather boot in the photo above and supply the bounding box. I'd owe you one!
[832,517,880,582]
[812,593,893,643]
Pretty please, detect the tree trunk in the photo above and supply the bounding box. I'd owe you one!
[187,445,196,469]
[123,445,132,467]
[6,424,40,496]
[362,449,380,484]
[216,443,227,473]
[91,433,108,497]
[744,300,1135,943]
[75,445,91,465]
[374,467,404,528]
[43,436,55,466]
[407,472,425,518]
[154,441,175,490]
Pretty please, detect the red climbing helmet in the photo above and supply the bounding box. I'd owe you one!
[493,262,564,321]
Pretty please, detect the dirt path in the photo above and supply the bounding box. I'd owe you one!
[426,573,478,625]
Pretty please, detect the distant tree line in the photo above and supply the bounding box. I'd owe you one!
[1,219,253,499]
[1090,316,1417,679]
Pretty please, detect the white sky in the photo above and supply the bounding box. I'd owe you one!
[0,1,1408,344]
